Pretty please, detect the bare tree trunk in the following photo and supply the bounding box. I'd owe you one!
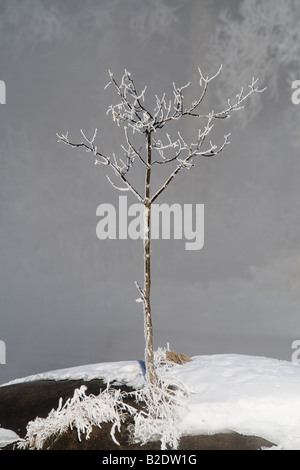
[143,131,158,386]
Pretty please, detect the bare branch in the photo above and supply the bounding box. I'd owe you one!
[151,65,265,130]
[58,67,264,205]
[106,70,154,134]
[56,130,144,202]
[211,77,266,120]
[135,281,145,303]
[151,132,183,165]
[106,175,130,192]
[124,127,147,168]
[150,128,231,204]
[150,159,186,204]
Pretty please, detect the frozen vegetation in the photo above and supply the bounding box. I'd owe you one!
[1,349,300,450]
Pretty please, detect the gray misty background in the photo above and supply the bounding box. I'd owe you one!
[1,0,300,385]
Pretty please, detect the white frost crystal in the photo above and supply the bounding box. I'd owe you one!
[19,348,188,450]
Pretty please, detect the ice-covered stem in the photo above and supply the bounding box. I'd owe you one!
[142,130,158,387]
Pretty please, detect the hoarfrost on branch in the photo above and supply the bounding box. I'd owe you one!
[57,67,264,204]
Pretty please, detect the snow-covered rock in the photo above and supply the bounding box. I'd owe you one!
[2,353,300,450]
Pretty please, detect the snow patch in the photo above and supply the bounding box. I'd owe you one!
[0,428,21,448]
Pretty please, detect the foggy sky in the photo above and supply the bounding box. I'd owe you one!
[1,0,300,385]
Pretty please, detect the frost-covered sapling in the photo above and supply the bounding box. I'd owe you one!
[57,67,264,386]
